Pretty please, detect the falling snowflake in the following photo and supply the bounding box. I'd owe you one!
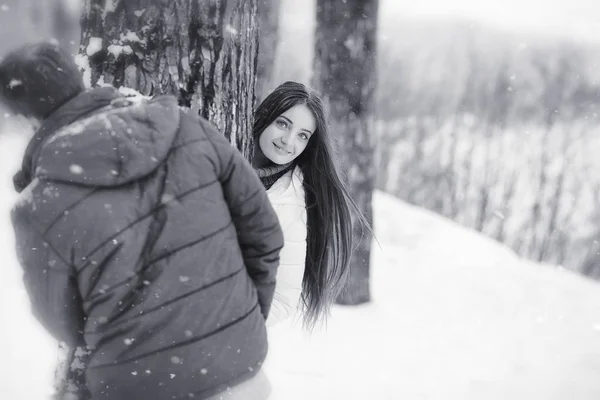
[69,164,84,175]
[161,193,175,204]
[8,79,22,89]
[171,356,181,364]
[492,210,505,220]
[225,24,238,36]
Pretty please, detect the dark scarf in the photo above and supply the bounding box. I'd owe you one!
[255,162,295,190]
[13,87,120,193]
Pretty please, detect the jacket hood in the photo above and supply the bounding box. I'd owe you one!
[34,93,180,187]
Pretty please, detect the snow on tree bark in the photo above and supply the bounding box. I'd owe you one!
[313,0,379,304]
[79,0,259,159]
[256,0,281,104]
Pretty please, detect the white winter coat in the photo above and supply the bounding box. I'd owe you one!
[265,166,307,327]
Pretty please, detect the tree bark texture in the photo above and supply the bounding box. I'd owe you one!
[256,0,281,104]
[79,0,258,158]
[313,0,379,305]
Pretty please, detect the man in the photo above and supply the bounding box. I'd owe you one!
[1,42,282,399]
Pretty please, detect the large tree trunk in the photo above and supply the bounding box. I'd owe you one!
[313,0,379,305]
[79,0,259,158]
[256,0,281,104]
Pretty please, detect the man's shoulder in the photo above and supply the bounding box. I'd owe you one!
[11,177,94,231]
[177,107,222,139]
[174,108,233,165]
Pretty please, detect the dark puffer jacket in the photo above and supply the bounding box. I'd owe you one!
[11,87,283,399]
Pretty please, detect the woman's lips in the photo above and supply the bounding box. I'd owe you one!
[273,142,291,155]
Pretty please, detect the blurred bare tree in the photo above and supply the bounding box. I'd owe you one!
[371,21,600,278]
[313,0,379,304]
[79,0,259,158]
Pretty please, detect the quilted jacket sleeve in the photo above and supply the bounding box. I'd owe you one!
[11,180,85,347]
[203,122,284,319]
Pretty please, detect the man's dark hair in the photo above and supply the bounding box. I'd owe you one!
[0,42,85,119]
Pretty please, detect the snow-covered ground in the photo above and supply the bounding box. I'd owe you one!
[267,192,600,400]
[0,128,58,399]
[2,127,600,400]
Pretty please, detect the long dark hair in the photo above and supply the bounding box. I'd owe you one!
[254,81,366,329]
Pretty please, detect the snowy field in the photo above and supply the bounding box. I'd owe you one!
[0,129,59,399]
[267,193,600,400]
[2,127,600,400]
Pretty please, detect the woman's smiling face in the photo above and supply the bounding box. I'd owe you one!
[258,104,316,165]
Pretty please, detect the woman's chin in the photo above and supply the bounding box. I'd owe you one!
[267,153,292,165]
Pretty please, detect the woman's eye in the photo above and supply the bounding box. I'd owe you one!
[299,132,309,141]
[276,119,288,129]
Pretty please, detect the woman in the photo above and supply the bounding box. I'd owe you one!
[253,81,366,329]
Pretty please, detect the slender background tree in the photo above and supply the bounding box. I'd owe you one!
[313,0,379,304]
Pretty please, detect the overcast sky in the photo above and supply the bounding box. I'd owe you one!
[381,0,600,42]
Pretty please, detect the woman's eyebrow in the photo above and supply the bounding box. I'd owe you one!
[279,115,293,124]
